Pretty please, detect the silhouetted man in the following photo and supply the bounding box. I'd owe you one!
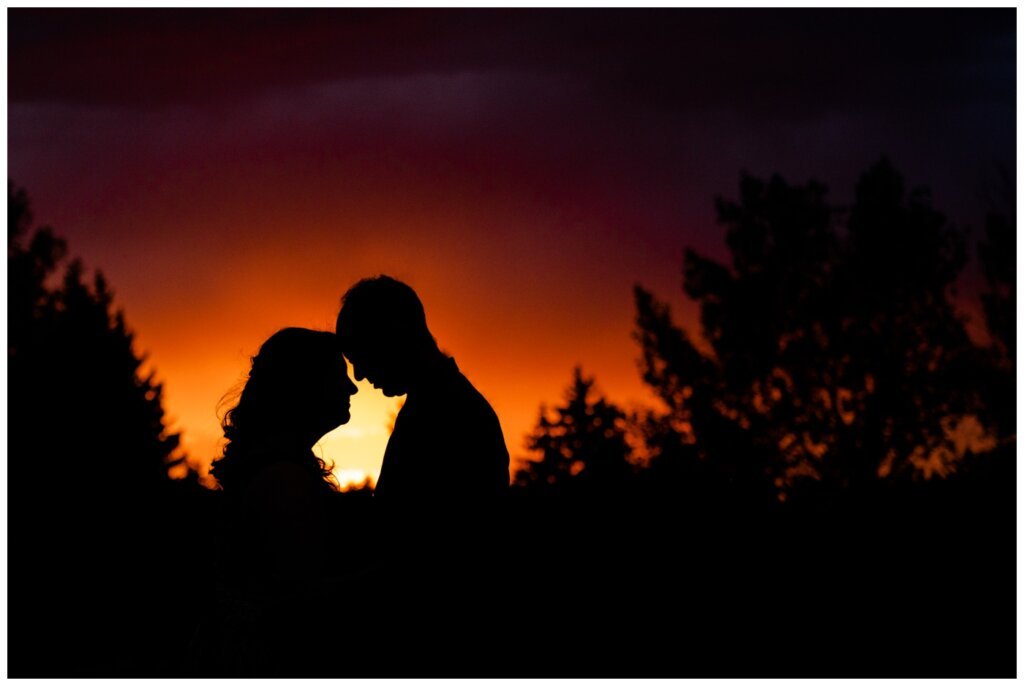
[336,276,510,498]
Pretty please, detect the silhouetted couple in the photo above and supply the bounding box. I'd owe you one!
[214,275,510,498]
[189,276,509,675]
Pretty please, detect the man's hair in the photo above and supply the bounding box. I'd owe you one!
[336,275,433,348]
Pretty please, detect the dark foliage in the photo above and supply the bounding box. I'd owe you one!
[976,167,1016,440]
[514,367,634,494]
[631,159,1000,502]
[9,181,183,489]
[495,160,1014,677]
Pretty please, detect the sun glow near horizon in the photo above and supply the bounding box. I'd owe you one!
[316,378,403,489]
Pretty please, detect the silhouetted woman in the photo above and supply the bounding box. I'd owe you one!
[188,327,357,676]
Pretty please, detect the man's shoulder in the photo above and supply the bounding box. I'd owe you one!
[446,370,502,425]
[416,359,498,416]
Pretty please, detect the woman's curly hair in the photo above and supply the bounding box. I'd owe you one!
[212,328,342,492]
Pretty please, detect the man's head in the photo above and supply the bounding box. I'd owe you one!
[335,275,436,396]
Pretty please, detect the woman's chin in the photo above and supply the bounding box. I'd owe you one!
[312,415,350,443]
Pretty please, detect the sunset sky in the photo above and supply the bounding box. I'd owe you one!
[8,9,1014,486]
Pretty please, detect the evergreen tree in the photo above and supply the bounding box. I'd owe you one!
[9,181,183,492]
[515,368,633,494]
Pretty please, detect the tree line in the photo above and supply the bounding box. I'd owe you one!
[514,160,1015,505]
[8,159,1015,505]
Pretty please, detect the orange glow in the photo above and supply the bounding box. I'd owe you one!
[114,201,666,485]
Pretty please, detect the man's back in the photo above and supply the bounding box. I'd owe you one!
[374,357,509,498]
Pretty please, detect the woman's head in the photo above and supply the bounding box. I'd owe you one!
[213,327,357,491]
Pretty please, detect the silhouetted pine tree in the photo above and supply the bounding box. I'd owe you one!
[515,368,633,494]
[9,181,182,493]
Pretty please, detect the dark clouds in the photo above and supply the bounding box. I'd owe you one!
[8,9,1015,272]
[11,9,1013,210]
[9,9,1014,241]
[10,8,1014,118]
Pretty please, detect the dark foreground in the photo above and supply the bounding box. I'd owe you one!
[10,462,1016,678]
